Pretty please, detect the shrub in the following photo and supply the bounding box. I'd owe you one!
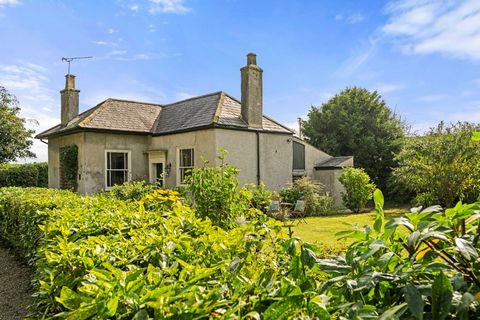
[0,162,48,187]
[280,177,336,216]
[338,167,375,212]
[317,190,480,318]
[241,181,273,213]
[184,150,252,228]
[109,180,157,201]
[0,187,330,319]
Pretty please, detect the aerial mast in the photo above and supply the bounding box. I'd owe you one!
[61,56,93,74]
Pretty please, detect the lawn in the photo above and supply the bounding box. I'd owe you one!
[291,207,409,252]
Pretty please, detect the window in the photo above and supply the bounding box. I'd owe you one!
[105,151,131,189]
[178,147,194,185]
[155,162,164,187]
[293,141,305,170]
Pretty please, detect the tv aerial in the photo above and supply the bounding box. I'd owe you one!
[61,56,93,74]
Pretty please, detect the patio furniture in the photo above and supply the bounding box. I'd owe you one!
[291,200,307,224]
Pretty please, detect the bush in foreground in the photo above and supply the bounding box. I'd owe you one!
[0,187,329,319]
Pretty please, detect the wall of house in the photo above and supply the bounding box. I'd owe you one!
[296,137,331,179]
[314,169,346,206]
[213,128,293,191]
[47,132,85,190]
[149,129,217,188]
[81,132,149,194]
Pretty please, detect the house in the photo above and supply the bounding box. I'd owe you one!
[36,53,352,201]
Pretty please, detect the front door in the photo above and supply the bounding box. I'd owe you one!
[155,162,164,187]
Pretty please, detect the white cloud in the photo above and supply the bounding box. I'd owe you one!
[129,3,139,12]
[348,13,365,24]
[383,0,480,60]
[0,62,58,162]
[148,23,156,32]
[335,14,343,20]
[174,92,194,101]
[107,28,117,34]
[148,0,190,14]
[336,36,380,76]
[0,0,21,7]
[93,40,119,47]
[375,83,403,93]
[415,94,449,102]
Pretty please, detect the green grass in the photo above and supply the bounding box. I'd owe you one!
[291,207,409,251]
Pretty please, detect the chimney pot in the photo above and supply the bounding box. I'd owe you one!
[247,53,257,65]
[65,74,76,90]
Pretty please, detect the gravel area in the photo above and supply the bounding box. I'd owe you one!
[0,245,32,320]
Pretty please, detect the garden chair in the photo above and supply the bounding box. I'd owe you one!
[267,201,280,214]
[291,200,307,224]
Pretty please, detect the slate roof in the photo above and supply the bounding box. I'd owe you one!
[314,156,353,169]
[36,91,293,138]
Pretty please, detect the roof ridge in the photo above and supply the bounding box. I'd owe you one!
[106,97,163,106]
[79,99,112,127]
[162,91,223,108]
[212,92,225,123]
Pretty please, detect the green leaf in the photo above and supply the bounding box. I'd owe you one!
[454,237,478,261]
[263,296,303,320]
[379,303,408,319]
[432,271,453,320]
[404,284,423,320]
[456,292,474,320]
[132,309,149,320]
[374,189,384,209]
[472,132,480,141]
[55,287,87,310]
[105,296,119,317]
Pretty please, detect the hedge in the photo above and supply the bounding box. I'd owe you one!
[0,187,328,319]
[0,162,48,187]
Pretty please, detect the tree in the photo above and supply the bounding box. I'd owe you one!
[302,87,405,190]
[392,122,480,207]
[0,86,35,163]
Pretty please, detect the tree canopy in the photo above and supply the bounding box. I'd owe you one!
[0,86,35,163]
[302,87,405,190]
[392,122,480,207]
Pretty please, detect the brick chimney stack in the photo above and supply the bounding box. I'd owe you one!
[60,74,80,126]
[241,53,263,128]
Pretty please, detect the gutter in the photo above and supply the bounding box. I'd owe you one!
[256,131,260,185]
[40,139,48,145]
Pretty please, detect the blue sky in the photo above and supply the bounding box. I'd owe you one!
[1,0,480,162]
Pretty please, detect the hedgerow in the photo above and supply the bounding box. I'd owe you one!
[0,187,329,319]
[0,162,48,187]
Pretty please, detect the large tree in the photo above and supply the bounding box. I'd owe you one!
[392,122,480,207]
[0,86,35,163]
[302,87,405,190]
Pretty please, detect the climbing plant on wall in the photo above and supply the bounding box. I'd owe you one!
[60,145,78,191]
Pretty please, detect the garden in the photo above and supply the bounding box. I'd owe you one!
[1,142,480,319]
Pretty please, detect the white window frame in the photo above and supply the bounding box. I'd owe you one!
[105,150,132,190]
[177,147,195,186]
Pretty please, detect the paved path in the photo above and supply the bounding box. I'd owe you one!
[0,245,32,320]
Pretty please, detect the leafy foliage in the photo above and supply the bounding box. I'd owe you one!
[280,177,336,216]
[60,145,78,190]
[184,150,253,228]
[241,181,273,213]
[317,190,480,318]
[109,180,157,201]
[0,86,36,163]
[302,87,405,191]
[392,122,480,207]
[0,187,330,319]
[0,162,48,187]
[338,167,376,213]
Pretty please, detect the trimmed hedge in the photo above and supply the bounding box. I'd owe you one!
[0,162,48,187]
[0,187,328,319]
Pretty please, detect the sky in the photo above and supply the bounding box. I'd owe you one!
[1,0,480,163]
